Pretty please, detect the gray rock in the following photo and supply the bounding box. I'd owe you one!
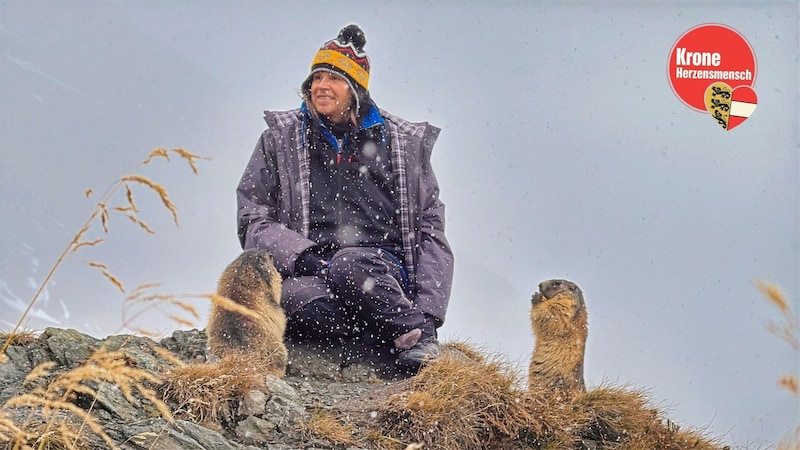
[234,415,280,445]
[237,389,268,417]
[93,381,146,422]
[41,327,101,367]
[159,329,209,363]
[106,418,250,450]
[103,334,176,373]
[0,353,27,404]
[3,344,32,369]
[170,420,250,450]
[263,375,306,425]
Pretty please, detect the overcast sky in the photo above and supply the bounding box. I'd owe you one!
[1,1,798,447]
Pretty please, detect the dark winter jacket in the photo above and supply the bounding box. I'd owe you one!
[304,104,403,258]
[237,106,454,323]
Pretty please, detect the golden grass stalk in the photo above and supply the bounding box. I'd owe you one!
[6,393,117,448]
[760,282,799,398]
[759,281,791,314]
[22,362,56,386]
[87,261,125,293]
[0,410,31,443]
[141,147,170,164]
[120,286,279,342]
[124,183,138,213]
[779,375,799,396]
[778,426,800,450]
[123,213,155,234]
[202,293,269,323]
[71,237,105,252]
[122,290,279,339]
[119,175,178,227]
[99,203,110,233]
[758,281,800,448]
[759,281,799,353]
[141,146,209,173]
[119,285,206,336]
[0,147,207,354]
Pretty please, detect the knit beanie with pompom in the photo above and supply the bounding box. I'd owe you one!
[301,24,371,114]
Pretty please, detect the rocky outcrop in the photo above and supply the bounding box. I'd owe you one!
[0,328,385,450]
[1,328,729,450]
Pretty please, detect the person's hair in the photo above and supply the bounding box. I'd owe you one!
[301,82,359,128]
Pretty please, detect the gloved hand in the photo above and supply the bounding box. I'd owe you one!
[294,248,328,276]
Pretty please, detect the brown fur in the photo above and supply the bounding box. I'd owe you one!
[528,279,588,396]
[207,250,288,377]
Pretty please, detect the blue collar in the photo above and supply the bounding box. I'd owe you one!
[360,102,384,129]
[301,101,385,151]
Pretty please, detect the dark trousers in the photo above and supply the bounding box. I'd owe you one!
[283,247,425,347]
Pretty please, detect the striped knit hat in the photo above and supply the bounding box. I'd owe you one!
[302,24,371,114]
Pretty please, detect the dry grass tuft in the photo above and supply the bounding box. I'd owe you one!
[363,430,411,450]
[300,408,361,447]
[372,344,726,450]
[2,416,97,450]
[442,339,488,364]
[161,351,272,426]
[562,385,722,450]
[569,385,660,445]
[2,346,172,449]
[0,329,38,347]
[377,347,539,449]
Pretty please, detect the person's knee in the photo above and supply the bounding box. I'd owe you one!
[286,297,352,340]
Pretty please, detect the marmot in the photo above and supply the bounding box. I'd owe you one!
[528,279,588,395]
[206,250,288,377]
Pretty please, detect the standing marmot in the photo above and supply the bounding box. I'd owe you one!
[206,250,288,377]
[528,279,588,395]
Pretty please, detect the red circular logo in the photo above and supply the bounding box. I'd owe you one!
[667,24,757,113]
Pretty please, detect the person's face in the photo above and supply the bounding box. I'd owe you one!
[310,71,353,124]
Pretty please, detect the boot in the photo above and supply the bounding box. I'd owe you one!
[397,314,440,368]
